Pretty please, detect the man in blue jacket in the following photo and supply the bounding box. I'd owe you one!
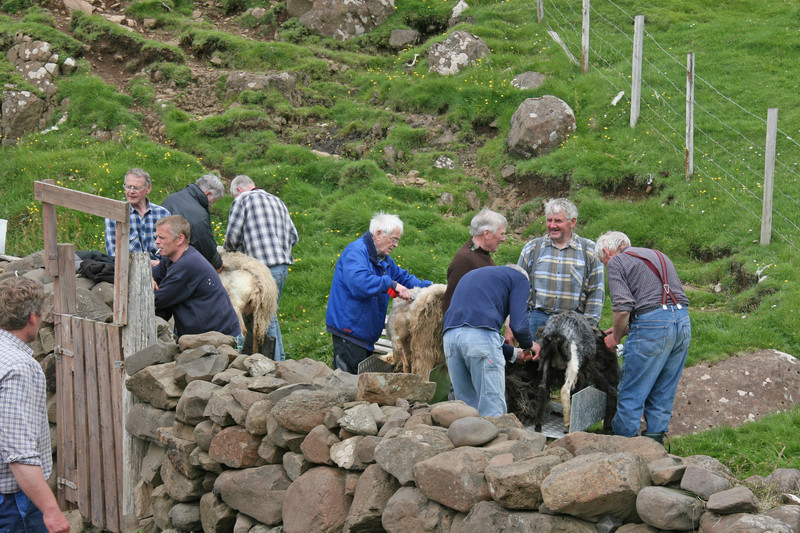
[326,212,432,373]
[443,265,537,416]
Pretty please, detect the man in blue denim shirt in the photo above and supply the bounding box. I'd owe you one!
[0,278,69,533]
[596,230,691,443]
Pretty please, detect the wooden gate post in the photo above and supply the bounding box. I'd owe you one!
[120,252,157,531]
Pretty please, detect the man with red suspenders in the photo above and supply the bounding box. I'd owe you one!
[595,231,691,443]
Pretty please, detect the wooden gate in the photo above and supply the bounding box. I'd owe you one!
[35,180,152,533]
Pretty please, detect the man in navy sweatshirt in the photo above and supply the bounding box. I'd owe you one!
[443,265,539,416]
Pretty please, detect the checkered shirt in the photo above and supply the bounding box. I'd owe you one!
[104,199,171,260]
[517,233,605,325]
[224,188,298,266]
[0,329,52,494]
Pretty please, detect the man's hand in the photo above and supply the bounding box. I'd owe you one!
[603,331,619,352]
[395,284,413,300]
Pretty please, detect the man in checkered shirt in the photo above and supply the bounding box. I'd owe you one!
[224,175,298,360]
[0,277,69,532]
[510,198,605,343]
[104,167,170,264]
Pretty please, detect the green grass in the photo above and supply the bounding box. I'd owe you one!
[0,0,798,478]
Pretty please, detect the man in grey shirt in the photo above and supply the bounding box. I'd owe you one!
[595,230,691,443]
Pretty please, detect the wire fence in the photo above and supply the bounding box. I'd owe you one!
[542,0,800,250]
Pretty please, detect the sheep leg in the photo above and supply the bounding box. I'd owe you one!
[561,341,580,431]
[533,361,550,432]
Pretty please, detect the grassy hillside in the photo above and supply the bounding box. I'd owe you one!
[1,0,797,477]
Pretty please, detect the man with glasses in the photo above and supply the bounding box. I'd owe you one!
[104,168,170,264]
[326,212,432,373]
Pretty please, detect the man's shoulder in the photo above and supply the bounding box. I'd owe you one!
[148,201,171,216]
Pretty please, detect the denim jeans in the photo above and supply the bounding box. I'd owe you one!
[0,491,48,533]
[527,308,552,340]
[268,264,288,361]
[443,326,507,417]
[612,305,691,437]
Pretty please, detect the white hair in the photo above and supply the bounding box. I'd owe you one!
[595,231,631,261]
[369,212,403,237]
[470,209,507,236]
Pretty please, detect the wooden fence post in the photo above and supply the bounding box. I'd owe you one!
[537,0,543,23]
[121,253,157,531]
[760,108,778,245]
[581,0,590,74]
[630,15,644,128]
[685,52,695,180]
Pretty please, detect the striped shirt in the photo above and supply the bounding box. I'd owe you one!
[517,233,605,325]
[0,329,52,494]
[104,199,171,260]
[606,246,689,315]
[224,188,298,267]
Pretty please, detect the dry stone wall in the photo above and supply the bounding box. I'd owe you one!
[1,252,799,533]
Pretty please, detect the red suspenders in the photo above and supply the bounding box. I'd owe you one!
[623,250,682,310]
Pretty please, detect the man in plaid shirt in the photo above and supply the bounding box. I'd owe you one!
[104,167,170,263]
[0,278,69,532]
[511,198,605,342]
[224,175,298,360]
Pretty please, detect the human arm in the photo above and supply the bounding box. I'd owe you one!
[104,218,117,257]
[508,275,534,349]
[604,310,630,351]
[581,245,605,326]
[9,463,69,533]
[223,200,245,252]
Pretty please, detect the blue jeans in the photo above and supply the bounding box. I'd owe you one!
[612,306,691,437]
[443,327,507,417]
[527,308,552,340]
[268,264,288,361]
[0,491,47,533]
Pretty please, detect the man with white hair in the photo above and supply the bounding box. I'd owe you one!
[514,198,605,339]
[326,212,432,373]
[163,174,226,271]
[224,175,298,360]
[595,230,691,442]
[441,208,507,314]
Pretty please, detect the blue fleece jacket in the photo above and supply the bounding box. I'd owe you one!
[326,232,431,350]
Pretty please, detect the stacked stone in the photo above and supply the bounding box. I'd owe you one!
[123,332,800,533]
[1,251,799,533]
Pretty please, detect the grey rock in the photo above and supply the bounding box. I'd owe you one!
[636,486,704,530]
[427,31,489,76]
[374,425,454,485]
[507,95,576,159]
[680,464,731,499]
[447,416,499,447]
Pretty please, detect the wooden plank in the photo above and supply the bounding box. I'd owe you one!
[761,108,778,245]
[82,319,106,528]
[95,323,119,531]
[71,317,90,519]
[55,245,78,506]
[121,253,157,527]
[547,31,579,66]
[685,52,695,180]
[630,15,644,128]
[580,0,590,74]
[42,201,58,275]
[34,181,128,221]
[107,323,125,533]
[113,247,129,325]
[536,0,543,23]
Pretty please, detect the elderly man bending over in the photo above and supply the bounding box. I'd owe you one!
[326,212,432,374]
[152,215,242,346]
[596,230,691,443]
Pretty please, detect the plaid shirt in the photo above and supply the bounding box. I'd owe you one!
[0,329,52,494]
[104,199,171,260]
[517,233,605,325]
[224,188,298,266]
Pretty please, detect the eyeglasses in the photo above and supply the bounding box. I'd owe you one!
[389,236,400,244]
[123,184,145,192]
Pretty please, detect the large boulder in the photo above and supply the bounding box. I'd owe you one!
[298,0,395,41]
[213,465,291,525]
[506,95,576,158]
[427,31,489,75]
[382,486,459,533]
